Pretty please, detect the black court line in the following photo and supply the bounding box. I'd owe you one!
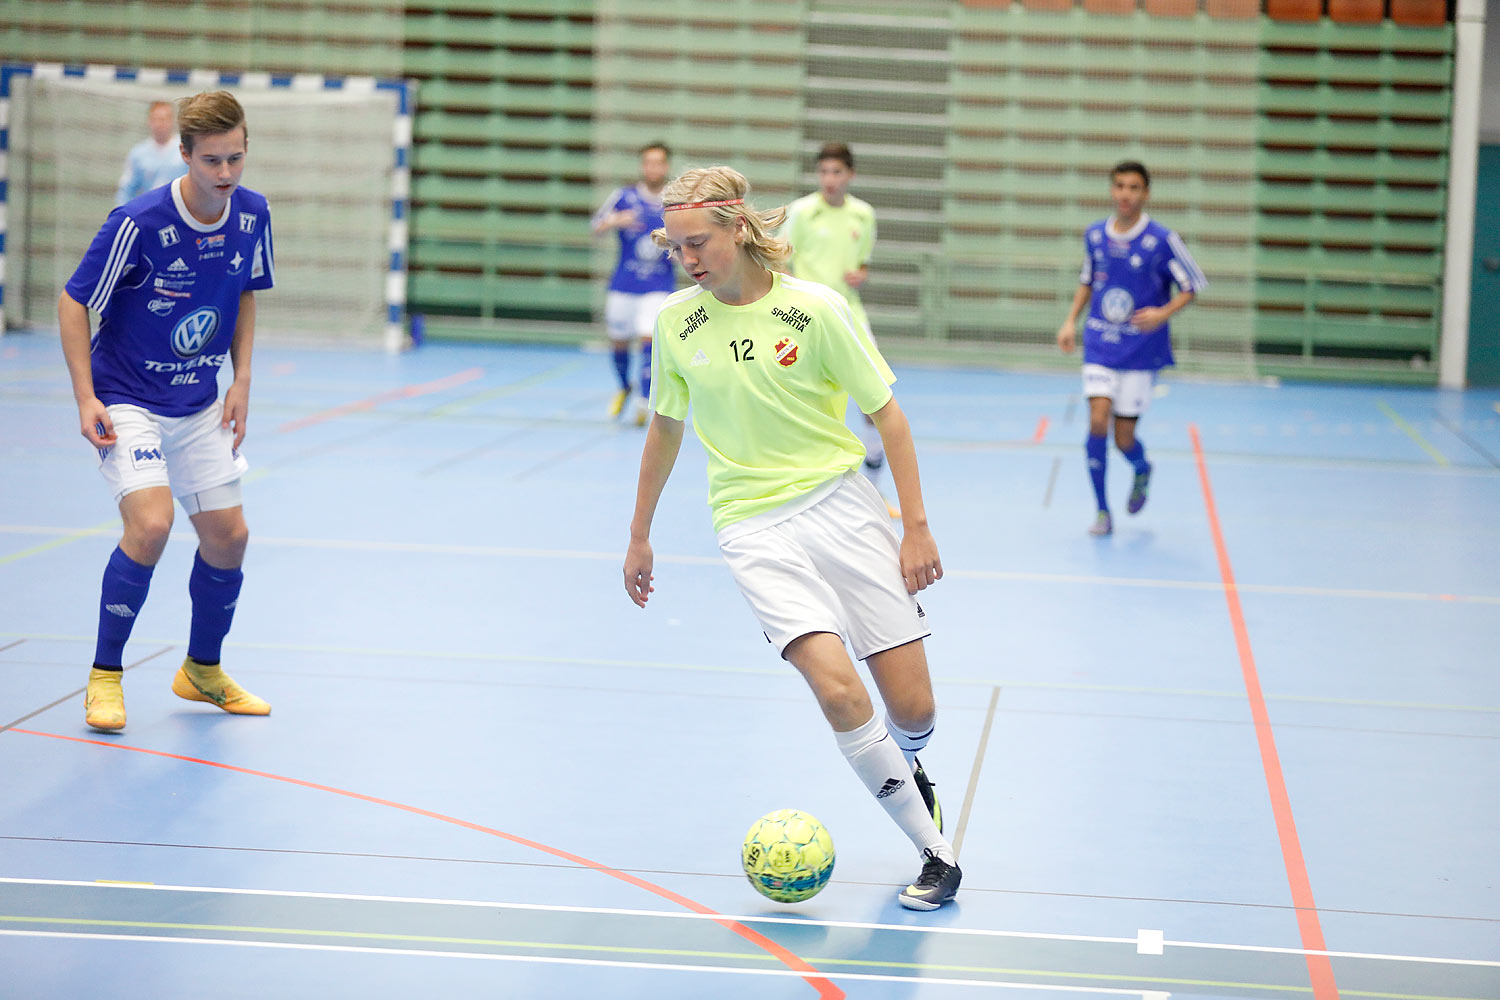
[4,882,1496,999]
[0,639,26,654]
[1043,455,1061,507]
[418,394,614,476]
[512,429,620,482]
[1436,416,1500,468]
[5,836,1494,927]
[0,646,174,736]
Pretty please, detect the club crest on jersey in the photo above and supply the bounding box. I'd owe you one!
[171,307,221,359]
[239,212,258,234]
[1101,288,1135,324]
[227,251,245,275]
[158,225,180,248]
[147,298,176,316]
[775,337,799,367]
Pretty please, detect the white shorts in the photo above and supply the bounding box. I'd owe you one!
[605,290,669,342]
[1082,364,1156,418]
[718,473,930,661]
[97,402,249,505]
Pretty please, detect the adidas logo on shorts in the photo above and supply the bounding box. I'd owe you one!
[876,777,906,799]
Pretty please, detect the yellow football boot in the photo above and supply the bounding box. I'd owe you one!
[171,657,271,715]
[85,667,126,732]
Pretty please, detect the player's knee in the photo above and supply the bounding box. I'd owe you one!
[887,699,935,734]
[125,514,173,556]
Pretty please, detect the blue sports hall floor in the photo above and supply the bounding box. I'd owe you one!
[1,331,1497,999]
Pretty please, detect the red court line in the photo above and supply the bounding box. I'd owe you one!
[276,367,485,433]
[1189,425,1339,1000]
[9,727,844,1000]
[1032,416,1050,445]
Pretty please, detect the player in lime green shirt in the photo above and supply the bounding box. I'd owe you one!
[784,142,898,517]
[622,165,960,911]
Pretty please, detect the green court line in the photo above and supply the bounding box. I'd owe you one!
[1377,400,1450,466]
[0,519,119,567]
[0,916,1481,1000]
[426,359,590,417]
[4,630,1498,715]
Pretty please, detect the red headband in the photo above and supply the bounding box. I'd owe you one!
[664,198,745,212]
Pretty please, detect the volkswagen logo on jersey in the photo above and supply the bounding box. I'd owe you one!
[1101,288,1135,325]
[171,307,221,359]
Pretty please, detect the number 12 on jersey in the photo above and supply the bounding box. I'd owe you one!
[729,339,755,362]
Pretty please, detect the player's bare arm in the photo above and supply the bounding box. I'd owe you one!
[1057,283,1092,354]
[58,290,116,447]
[1131,289,1195,332]
[844,265,869,289]
[222,289,256,449]
[624,412,685,607]
[868,397,942,594]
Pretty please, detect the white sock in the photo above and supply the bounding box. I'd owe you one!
[835,713,954,864]
[885,714,934,771]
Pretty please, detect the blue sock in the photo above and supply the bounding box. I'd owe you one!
[1086,434,1109,513]
[187,550,243,665]
[638,340,652,400]
[612,344,630,390]
[1120,439,1149,474]
[95,546,154,668]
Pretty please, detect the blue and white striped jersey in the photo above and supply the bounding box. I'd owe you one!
[1078,214,1206,371]
[65,178,274,417]
[594,184,675,295]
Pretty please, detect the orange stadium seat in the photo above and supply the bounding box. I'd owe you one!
[1267,0,1324,19]
[1390,0,1447,24]
[1084,0,1139,12]
[1205,0,1261,17]
[1329,0,1385,21]
[1020,0,1077,10]
[1143,0,1201,15]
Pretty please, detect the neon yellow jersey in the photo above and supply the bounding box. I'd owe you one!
[652,272,896,531]
[784,192,876,332]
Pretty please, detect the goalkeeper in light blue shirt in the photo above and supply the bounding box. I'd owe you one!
[1057,161,1206,537]
[115,100,188,205]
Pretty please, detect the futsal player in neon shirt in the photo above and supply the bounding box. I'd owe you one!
[1056,161,1206,536]
[785,141,899,519]
[592,142,675,426]
[622,166,960,910]
[59,91,274,731]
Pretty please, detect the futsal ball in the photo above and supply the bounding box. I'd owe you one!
[741,808,835,903]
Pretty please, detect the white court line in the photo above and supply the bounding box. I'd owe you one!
[3,879,1495,968]
[2,525,1495,605]
[6,631,1499,713]
[0,930,1164,996]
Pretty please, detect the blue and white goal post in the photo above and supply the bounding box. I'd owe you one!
[0,63,415,351]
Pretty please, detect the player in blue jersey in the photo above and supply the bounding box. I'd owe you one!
[116,100,188,206]
[59,91,274,732]
[592,142,676,426]
[1056,161,1206,536]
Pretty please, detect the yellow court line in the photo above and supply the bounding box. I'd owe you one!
[1377,400,1450,466]
[0,519,119,567]
[0,917,1482,1000]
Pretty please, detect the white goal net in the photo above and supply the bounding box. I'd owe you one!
[3,67,410,348]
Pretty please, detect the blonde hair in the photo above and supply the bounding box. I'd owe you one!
[177,91,247,153]
[652,166,791,271]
